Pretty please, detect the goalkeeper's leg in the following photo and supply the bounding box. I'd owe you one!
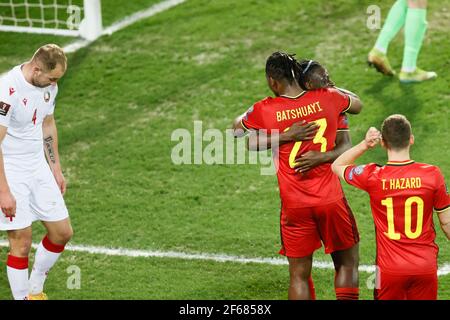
[368,0,408,76]
[399,0,437,83]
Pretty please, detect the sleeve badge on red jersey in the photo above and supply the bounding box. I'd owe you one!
[348,165,365,181]
[0,101,11,116]
[354,165,365,175]
[348,169,354,181]
[243,105,254,120]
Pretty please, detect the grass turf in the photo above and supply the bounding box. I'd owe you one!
[0,0,448,299]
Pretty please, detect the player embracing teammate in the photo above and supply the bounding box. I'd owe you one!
[232,52,363,300]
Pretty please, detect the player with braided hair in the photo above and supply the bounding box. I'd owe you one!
[232,52,362,300]
[247,58,359,174]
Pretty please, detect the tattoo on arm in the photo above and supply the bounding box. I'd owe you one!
[44,136,56,164]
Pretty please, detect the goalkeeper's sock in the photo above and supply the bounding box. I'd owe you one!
[6,254,29,300]
[29,235,65,295]
[308,276,316,300]
[374,0,407,53]
[335,287,359,300]
[401,8,428,72]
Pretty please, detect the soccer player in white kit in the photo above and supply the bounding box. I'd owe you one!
[0,44,73,300]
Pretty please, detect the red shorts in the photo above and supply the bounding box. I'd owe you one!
[279,197,359,258]
[374,271,438,300]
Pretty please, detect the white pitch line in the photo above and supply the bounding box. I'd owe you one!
[102,0,187,36]
[63,39,92,54]
[0,240,448,276]
[64,0,187,53]
[3,0,449,279]
[438,264,450,276]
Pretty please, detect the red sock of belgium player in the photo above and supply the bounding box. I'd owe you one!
[308,276,316,300]
[335,287,359,300]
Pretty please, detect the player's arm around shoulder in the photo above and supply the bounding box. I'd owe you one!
[231,99,270,138]
[248,120,318,152]
[231,112,267,151]
[332,87,363,115]
[231,112,248,138]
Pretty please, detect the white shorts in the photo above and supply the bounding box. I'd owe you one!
[0,162,69,231]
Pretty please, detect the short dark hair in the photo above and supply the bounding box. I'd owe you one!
[265,52,302,84]
[297,59,333,90]
[381,114,412,150]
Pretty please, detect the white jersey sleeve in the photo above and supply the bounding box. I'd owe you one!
[0,74,16,128]
[47,84,58,115]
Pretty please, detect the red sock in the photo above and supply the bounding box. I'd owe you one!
[42,235,65,253]
[308,276,316,300]
[335,287,359,300]
[6,254,29,300]
[7,254,28,269]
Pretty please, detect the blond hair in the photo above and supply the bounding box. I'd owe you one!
[32,44,67,72]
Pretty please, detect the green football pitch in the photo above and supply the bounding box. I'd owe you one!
[0,0,448,300]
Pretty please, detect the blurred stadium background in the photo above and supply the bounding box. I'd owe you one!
[0,0,448,299]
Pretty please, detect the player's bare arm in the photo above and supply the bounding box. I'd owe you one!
[295,130,352,173]
[0,125,16,217]
[42,114,66,195]
[232,112,318,151]
[437,207,450,240]
[339,89,363,115]
[247,120,318,151]
[332,127,381,178]
[231,112,248,138]
[244,120,350,173]
[335,87,358,99]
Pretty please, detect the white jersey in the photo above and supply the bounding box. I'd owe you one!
[0,65,58,171]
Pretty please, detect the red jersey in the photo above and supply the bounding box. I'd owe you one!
[337,113,350,132]
[343,160,450,275]
[242,88,352,208]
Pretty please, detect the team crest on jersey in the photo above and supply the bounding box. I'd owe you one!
[348,168,354,180]
[354,165,365,175]
[9,87,15,96]
[0,101,11,116]
[348,165,365,181]
[244,105,254,121]
[44,91,50,103]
